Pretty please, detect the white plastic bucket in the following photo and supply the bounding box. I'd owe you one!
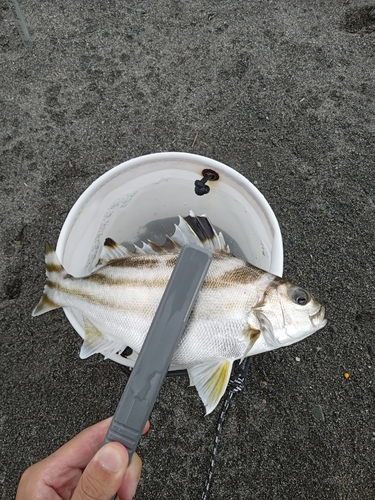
[56,152,283,369]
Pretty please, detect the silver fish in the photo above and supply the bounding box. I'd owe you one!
[32,212,327,414]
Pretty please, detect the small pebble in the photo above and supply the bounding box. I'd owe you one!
[135,8,146,16]
[260,380,267,388]
[257,112,266,119]
[295,357,301,362]
[312,405,325,422]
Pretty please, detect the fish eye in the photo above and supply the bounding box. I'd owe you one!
[289,288,310,306]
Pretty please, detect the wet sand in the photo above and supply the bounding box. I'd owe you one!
[1,1,375,499]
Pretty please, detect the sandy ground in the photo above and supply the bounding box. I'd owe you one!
[1,1,375,499]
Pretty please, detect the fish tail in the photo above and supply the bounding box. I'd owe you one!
[32,243,67,317]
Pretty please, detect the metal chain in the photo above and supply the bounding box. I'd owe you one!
[201,357,252,500]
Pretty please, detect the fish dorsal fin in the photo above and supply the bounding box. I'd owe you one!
[188,358,233,415]
[133,212,229,255]
[171,211,230,254]
[135,240,167,255]
[80,317,124,359]
[98,212,229,262]
[98,238,134,265]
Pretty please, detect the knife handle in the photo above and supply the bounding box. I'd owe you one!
[103,244,212,459]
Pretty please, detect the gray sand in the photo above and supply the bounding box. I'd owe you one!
[1,1,374,499]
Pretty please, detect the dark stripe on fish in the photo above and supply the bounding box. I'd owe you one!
[45,280,125,308]
[106,255,177,270]
[46,263,64,273]
[85,273,170,288]
[166,255,178,267]
[216,265,266,286]
[106,257,160,268]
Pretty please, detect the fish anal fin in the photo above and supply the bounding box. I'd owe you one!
[80,317,123,359]
[83,317,103,345]
[188,358,233,415]
[240,326,261,363]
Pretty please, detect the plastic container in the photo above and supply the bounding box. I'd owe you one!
[56,152,283,370]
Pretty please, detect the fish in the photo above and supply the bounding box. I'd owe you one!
[32,212,327,414]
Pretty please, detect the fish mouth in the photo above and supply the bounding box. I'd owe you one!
[310,305,327,329]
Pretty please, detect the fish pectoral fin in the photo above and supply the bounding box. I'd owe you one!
[254,310,280,348]
[80,317,123,359]
[240,326,261,363]
[188,358,233,415]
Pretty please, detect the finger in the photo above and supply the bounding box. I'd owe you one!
[52,417,113,470]
[71,442,128,500]
[142,420,150,435]
[52,418,150,470]
[116,452,142,500]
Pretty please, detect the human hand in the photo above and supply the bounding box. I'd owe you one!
[16,417,150,500]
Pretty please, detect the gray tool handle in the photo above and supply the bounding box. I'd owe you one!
[103,244,212,458]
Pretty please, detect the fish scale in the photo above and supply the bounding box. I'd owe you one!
[32,211,326,414]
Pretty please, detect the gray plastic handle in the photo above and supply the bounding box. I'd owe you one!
[103,244,212,458]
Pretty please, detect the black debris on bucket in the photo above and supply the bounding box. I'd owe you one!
[194,169,219,196]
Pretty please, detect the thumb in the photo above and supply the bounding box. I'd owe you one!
[72,442,128,500]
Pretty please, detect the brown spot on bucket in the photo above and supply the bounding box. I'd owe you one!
[202,168,219,181]
[194,169,219,196]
